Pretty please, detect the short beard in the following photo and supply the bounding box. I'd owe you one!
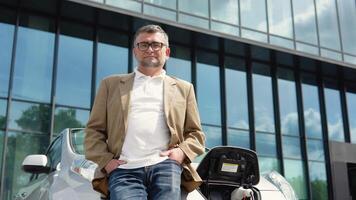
[141,58,163,68]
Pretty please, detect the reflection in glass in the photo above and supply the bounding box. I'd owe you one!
[267,0,293,38]
[282,136,302,159]
[296,42,319,56]
[256,132,277,156]
[211,22,239,37]
[0,99,7,129]
[324,88,344,141]
[225,59,248,129]
[56,23,93,108]
[179,0,208,17]
[320,49,342,61]
[9,101,50,133]
[347,91,356,143]
[307,139,325,161]
[240,0,267,32]
[302,79,322,139]
[54,107,89,134]
[179,13,209,29]
[258,156,280,173]
[13,16,54,103]
[283,159,308,199]
[106,0,142,12]
[197,52,221,126]
[278,70,299,136]
[145,0,176,9]
[292,0,318,45]
[269,36,294,49]
[309,161,328,200]
[0,22,14,97]
[97,29,128,92]
[241,29,267,43]
[166,45,191,82]
[337,0,356,55]
[144,4,176,21]
[227,129,249,149]
[253,63,275,133]
[211,0,238,25]
[315,0,341,50]
[3,131,49,200]
[202,125,222,148]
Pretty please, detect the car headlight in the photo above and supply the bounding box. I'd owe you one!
[262,171,298,200]
[70,158,97,182]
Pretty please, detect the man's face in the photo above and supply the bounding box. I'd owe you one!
[133,32,170,68]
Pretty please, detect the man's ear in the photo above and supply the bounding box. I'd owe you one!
[165,47,171,58]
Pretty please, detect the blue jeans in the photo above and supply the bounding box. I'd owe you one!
[108,159,182,200]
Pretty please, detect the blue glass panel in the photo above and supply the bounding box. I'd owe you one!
[278,70,299,136]
[307,139,325,161]
[225,58,249,129]
[0,99,7,129]
[302,79,322,139]
[97,29,128,92]
[166,45,191,82]
[315,0,341,50]
[227,129,250,149]
[179,0,208,17]
[0,22,14,98]
[106,0,142,12]
[3,131,49,200]
[347,91,356,143]
[258,156,280,173]
[324,88,344,141]
[253,63,275,133]
[211,22,239,37]
[54,107,89,134]
[211,0,238,25]
[292,0,318,45]
[282,136,302,159]
[202,125,222,148]
[240,0,267,32]
[197,52,221,126]
[309,161,328,200]
[13,16,55,103]
[256,132,277,156]
[269,36,294,49]
[9,101,50,133]
[337,0,356,55]
[320,49,342,61]
[241,29,268,43]
[144,4,176,21]
[296,42,319,55]
[144,0,176,9]
[179,13,209,29]
[56,23,93,108]
[0,131,3,179]
[267,0,293,38]
[283,159,308,199]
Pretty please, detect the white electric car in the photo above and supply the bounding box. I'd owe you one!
[16,128,297,200]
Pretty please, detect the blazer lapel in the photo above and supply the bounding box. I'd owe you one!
[119,73,135,133]
[164,76,177,120]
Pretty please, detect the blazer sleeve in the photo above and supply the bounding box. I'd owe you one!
[84,79,114,171]
[178,84,206,163]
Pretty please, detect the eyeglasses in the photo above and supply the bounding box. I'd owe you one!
[136,42,166,51]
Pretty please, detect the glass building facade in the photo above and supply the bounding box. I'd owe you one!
[0,0,356,199]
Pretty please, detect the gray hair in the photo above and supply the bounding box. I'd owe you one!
[133,24,169,47]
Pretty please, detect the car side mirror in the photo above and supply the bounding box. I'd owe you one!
[22,154,51,174]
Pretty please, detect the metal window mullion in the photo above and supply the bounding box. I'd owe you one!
[316,64,334,200]
[237,0,241,36]
[128,17,134,73]
[313,0,322,56]
[339,75,351,143]
[191,32,197,90]
[265,0,270,43]
[290,0,297,50]
[208,0,211,30]
[294,58,312,199]
[0,3,20,199]
[49,0,62,141]
[334,0,344,61]
[246,45,255,150]
[271,52,284,175]
[219,38,227,145]
[90,10,99,109]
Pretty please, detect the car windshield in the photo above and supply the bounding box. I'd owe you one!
[70,129,85,154]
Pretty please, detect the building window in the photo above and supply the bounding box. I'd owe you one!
[53,106,89,135]
[12,14,55,103]
[96,28,129,92]
[56,21,93,108]
[225,56,249,149]
[166,45,191,82]
[347,87,356,143]
[197,50,221,148]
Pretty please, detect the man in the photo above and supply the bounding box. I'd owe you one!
[85,24,205,200]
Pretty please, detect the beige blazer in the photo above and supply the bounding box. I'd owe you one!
[84,72,205,196]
